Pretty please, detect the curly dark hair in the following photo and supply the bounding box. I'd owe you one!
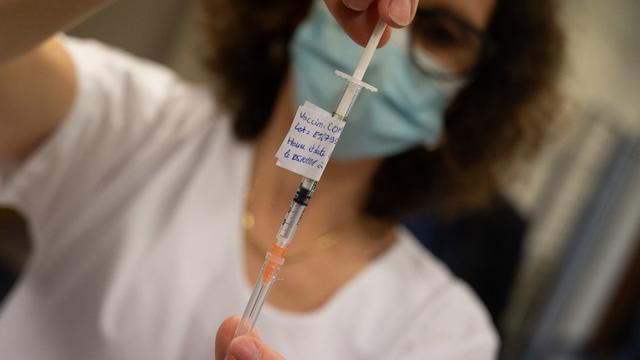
[204,0,564,221]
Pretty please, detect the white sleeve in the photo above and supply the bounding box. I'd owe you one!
[393,282,499,360]
[0,36,216,252]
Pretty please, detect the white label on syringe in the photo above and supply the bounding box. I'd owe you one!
[275,101,344,181]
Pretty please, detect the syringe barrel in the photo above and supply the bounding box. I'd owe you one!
[276,178,316,248]
[334,81,363,120]
[276,201,305,247]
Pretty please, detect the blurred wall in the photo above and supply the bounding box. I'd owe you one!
[69,0,194,63]
[509,0,640,215]
[502,0,640,351]
[560,0,640,131]
[505,0,640,257]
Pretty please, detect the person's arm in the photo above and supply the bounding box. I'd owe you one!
[0,0,109,163]
[0,0,109,63]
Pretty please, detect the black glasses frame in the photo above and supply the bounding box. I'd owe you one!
[409,8,495,81]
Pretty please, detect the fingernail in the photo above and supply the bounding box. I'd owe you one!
[343,0,371,11]
[229,337,260,360]
[388,0,413,26]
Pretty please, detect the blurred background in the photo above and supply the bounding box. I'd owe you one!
[1,0,639,358]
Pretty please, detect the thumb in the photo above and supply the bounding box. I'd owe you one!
[228,335,285,360]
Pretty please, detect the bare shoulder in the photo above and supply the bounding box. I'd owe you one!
[0,38,76,163]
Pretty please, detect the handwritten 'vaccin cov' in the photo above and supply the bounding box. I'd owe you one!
[275,102,345,181]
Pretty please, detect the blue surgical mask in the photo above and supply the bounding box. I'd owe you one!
[290,3,464,160]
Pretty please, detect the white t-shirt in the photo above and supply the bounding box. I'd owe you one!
[0,37,498,360]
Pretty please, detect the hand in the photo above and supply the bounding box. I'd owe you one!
[323,0,419,47]
[215,316,285,360]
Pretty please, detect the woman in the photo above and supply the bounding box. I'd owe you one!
[0,0,562,359]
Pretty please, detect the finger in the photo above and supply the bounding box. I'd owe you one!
[215,316,239,360]
[342,0,375,11]
[378,0,419,27]
[324,0,392,47]
[214,317,260,360]
[228,336,286,360]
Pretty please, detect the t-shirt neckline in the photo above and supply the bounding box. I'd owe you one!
[229,141,406,325]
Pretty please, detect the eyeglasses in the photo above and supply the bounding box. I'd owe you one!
[409,8,493,81]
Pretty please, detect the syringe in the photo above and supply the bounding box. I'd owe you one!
[228,20,388,346]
